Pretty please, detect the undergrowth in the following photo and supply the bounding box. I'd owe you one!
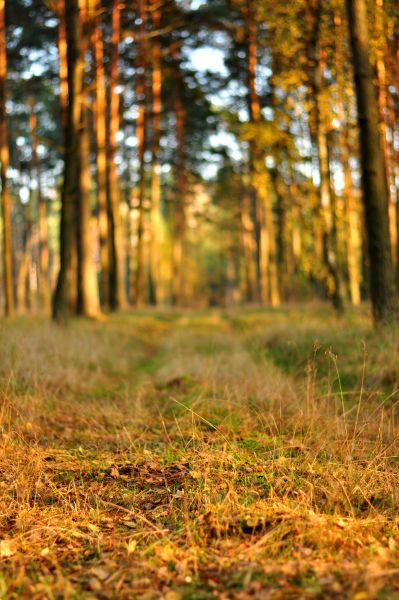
[0,307,398,599]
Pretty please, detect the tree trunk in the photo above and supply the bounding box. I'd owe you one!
[75,0,100,317]
[107,0,126,310]
[134,0,148,306]
[246,0,279,306]
[308,0,343,312]
[374,0,397,270]
[334,11,361,306]
[346,0,397,321]
[92,3,110,309]
[16,200,33,312]
[240,186,258,302]
[0,0,13,317]
[54,0,100,320]
[29,98,50,312]
[171,44,186,307]
[58,0,68,129]
[245,0,262,303]
[148,0,162,305]
[53,0,78,320]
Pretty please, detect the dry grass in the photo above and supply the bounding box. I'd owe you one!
[0,307,398,599]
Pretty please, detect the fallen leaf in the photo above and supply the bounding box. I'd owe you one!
[90,567,110,581]
[163,592,182,600]
[335,518,348,529]
[88,578,102,592]
[110,466,119,478]
[127,539,137,554]
[0,540,15,558]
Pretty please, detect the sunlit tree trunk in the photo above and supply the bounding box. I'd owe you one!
[346,0,397,321]
[107,0,126,310]
[392,97,399,288]
[58,0,68,129]
[171,44,186,307]
[0,0,13,317]
[92,2,110,308]
[272,165,290,297]
[240,186,258,302]
[334,11,361,306]
[54,0,100,320]
[246,0,279,306]
[308,1,343,312]
[77,101,100,317]
[29,98,50,312]
[245,0,262,303]
[16,200,33,312]
[374,0,397,270]
[134,0,148,306]
[53,0,78,320]
[53,0,78,318]
[148,0,162,305]
[75,0,100,317]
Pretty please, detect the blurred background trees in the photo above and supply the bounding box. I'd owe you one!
[0,0,398,322]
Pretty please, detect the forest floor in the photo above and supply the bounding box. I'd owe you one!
[0,306,399,599]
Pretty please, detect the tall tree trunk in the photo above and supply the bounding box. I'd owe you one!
[0,0,13,317]
[53,0,78,320]
[75,0,100,317]
[29,98,50,311]
[171,44,186,307]
[240,186,258,302]
[107,0,126,310]
[334,11,361,306]
[246,0,279,306]
[134,0,148,306]
[148,0,162,305]
[77,101,100,317]
[58,0,68,129]
[54,0,100,320]
[375,0,397,269]
[92,3,110,309]
[246,0,262,302]
[16,200,33,312]
[346,0,397,321]
[308,0,343,311]
[272,165,290,297]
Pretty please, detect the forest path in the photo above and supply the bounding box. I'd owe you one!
[0,308,398,599]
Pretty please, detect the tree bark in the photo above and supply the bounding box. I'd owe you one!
[245,0,262,302]
[245,0,280,306]
[107,0,126,310]
[334,11,361,306]
[240,186,258,302]
[29,98,50,312]
[346,0,397,321]
[308,0,343,312]
[148,0,162,305]
[134,0,148,306]
[53,0,100,320]
[171,43,186,307]
[53,0,78,320]
[92,3,110,308]
[0,0,13,317]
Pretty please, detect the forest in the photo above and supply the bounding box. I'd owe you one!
[0,0,399,598]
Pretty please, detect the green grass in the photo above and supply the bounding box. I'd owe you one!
[0,306,398,598]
